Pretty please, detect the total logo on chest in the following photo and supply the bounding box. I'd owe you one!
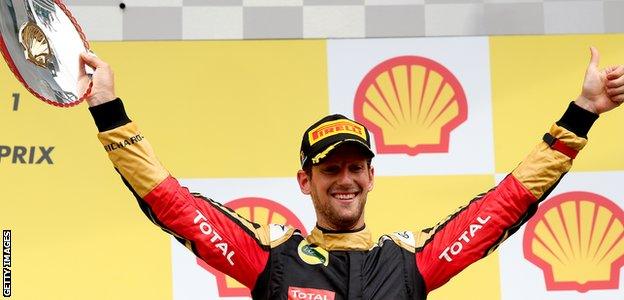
[288,287,335,300]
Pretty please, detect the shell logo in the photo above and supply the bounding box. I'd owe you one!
[354,56,467,156]
[523,192,624,292]
[196,197,307,297]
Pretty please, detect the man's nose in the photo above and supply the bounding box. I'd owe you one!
[336,167,354,185]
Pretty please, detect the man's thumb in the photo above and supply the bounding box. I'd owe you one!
[80,52,101,68]
[588,46,600,68]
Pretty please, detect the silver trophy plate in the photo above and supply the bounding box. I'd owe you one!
[0,0,90,107]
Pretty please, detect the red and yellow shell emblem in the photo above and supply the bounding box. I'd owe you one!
[354,56,467,155]
[196,197,307,297]
[523,192,624,292]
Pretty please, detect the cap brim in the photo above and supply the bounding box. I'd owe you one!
[311,139,375,165]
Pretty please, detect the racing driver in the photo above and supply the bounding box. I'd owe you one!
[79,47,622,300]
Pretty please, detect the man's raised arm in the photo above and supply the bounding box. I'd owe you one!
[411,47,622,294]
[78,53,281,294]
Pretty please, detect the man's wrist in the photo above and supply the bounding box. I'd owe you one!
[556,101,599,138]
[573,96,598,114]
[88,98,131,132]
[87,93,117,107]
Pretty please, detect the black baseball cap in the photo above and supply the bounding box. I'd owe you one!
[300,114,375,167]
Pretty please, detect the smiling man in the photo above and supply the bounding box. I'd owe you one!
[80,47,622,300]
[297,115,375,231]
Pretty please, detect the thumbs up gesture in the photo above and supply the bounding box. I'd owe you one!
[575,47,624,115]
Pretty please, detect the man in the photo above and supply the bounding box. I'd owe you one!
[79,47,622,299]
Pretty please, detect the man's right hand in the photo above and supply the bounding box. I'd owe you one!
[78,52,116,107]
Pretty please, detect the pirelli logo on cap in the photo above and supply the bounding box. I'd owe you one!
[308,120,366,146]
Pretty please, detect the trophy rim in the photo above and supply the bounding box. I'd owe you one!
[0,0,92,108]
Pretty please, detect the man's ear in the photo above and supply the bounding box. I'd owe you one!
[368,165,375,191]
[297,170,311,195]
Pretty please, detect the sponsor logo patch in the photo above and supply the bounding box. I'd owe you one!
[193,210,235,266]
[353,56,467,156]
[393,230,416,247]
[523,191,624,292]
[288,286,335,300]
[438,215,491,262]
[297,240,329,267]
[308,120,366,146]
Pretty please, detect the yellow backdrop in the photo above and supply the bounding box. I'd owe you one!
[1,35,622,299]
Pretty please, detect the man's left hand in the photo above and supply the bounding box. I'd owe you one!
[575,47,624,115]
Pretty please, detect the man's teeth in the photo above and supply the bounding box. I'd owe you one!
[334,193,356,200]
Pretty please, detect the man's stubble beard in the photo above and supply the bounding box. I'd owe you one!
[313,194,367,230]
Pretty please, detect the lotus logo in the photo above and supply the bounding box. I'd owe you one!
[297,240,329,267]
[196,197,307,297]
[523,192,624,292]
[354,56,467,156]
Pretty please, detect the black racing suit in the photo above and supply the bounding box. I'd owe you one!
[90,99,597,299]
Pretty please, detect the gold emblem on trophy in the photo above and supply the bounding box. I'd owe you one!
[18,21,52,68]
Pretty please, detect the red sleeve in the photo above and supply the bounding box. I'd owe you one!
[415,122,588,292]
[415,175,536,291]
[143,176,270,288]
[98,122,270,289]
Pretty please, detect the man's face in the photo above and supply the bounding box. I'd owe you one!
[297,144,374,231]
